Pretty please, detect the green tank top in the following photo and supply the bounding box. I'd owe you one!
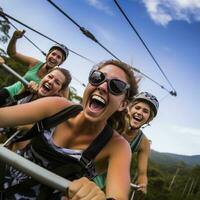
[93,130,144,189]
[5,62,43,97]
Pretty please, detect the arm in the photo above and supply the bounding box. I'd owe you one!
[7,30,39,68]
[136,137,150,193]
[106,134,132,200]
[0,96,71,127]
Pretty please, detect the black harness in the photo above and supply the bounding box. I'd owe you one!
[0,105,113,199]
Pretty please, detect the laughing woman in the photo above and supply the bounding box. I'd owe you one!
[0,29,69,106]
[0,60,138,200]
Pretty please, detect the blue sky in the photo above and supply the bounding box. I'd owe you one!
[0,0,200,155]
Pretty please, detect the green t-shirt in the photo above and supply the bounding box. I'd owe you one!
[93,173,107,189]
[5,62,43,97]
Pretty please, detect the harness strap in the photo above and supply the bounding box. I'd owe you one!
[81,125,113,165]
[130,130,144,152]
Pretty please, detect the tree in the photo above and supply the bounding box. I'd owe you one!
[68,86,82,103]
[0,7,10,44]
[0,56,28,87]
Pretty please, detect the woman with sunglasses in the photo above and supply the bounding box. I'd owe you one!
[0,60,138,199]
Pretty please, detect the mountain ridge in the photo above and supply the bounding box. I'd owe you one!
[150,149,200,167]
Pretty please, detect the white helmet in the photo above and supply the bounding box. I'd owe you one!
[133,92,159,116]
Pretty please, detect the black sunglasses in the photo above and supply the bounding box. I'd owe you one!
[89,70,130,96]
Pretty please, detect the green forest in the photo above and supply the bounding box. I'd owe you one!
[1,11,200,200]
[130,150,200,200]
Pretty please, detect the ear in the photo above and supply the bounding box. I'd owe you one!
[118,99,128,112]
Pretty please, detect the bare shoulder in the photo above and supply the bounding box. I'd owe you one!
[109,130,132,155]
[95,129,132,172]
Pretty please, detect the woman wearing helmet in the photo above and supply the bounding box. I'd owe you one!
[93,92,159,195]
[123,91,159,194]
[0,30,69,106]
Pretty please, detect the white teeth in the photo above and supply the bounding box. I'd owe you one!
[43,83,51,90]
[92,95,105,104]
[44,83,50,89]
[133,114,142,121]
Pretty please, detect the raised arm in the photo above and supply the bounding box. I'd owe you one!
[106,134,132,200]
[136,137,150,194]
[7,30,39,68]
[0,96,71,128]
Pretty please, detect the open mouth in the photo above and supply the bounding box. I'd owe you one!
[89,95,106,113]
[41,83,51,92]
[47,59,57,66]
[132,114,142,122]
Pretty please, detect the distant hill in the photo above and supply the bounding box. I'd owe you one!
[150,149,200,167]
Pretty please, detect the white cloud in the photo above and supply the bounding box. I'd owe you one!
[85,0,114,16]
[171,125,200,137]
[142,0,200,26]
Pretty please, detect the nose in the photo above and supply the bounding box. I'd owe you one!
[97,81,108,94]
[136,109,143,115]
[48,78,55,85]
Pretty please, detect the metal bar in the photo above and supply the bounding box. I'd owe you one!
[130,190,136,200]
[0,145,70,192]
[2,130,21,147]
[1,63,29,86]
[130,183,140,189]
[130,183,140,200]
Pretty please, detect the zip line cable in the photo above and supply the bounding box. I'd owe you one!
[0,9,176,94]
[2,15,86,88]
[47,0,176,96]
[0,11,95,64]
[0,13,46,56]
[47,0,121,60]
[0,11,87,88]
[113,0,177,96]
[131,66,173,94]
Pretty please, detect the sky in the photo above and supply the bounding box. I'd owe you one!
[0,0,200,156]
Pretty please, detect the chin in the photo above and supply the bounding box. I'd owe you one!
[84,110,104,124]
[131,123,140,129]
